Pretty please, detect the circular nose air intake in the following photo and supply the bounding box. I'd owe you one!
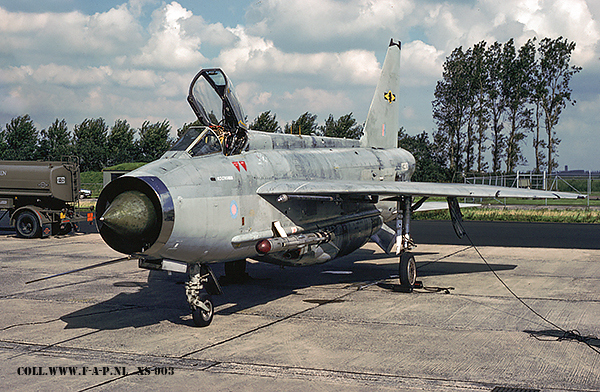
[96,176,174,255]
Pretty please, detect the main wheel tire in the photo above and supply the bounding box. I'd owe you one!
[399,252,417,292]
[15,210,41,238]
[192,293,214,327]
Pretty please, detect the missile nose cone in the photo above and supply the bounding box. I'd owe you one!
[100,190,158,238]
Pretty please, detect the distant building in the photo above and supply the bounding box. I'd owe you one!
[102,163,147,188]
[555,168,599,177]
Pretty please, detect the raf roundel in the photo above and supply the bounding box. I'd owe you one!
[230,200,238,219]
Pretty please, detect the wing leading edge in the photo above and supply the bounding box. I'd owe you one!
[256,180,584,200]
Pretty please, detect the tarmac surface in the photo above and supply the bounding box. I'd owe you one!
[0,221,599,391]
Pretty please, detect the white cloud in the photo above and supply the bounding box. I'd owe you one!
[246,0,414,48]
[0,87,27,117]
[481,0,600,65]
[234,82,272,120]
[128,0,158,18]
[182,15,238,49]
[422,0,600,66]
[0,66,34,84]
[0,5,144,61]
[280,88,353,120]
[133,2,206,69]
[217,27,380,86]
[0,7,52,33]
[400,40,445,86]
[32,64,109,87]
[111,69,160,88]
[253,91,272,106]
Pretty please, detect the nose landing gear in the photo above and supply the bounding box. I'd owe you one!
[185,264,222,327]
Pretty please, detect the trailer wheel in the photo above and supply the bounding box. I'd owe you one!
[15,210,41,238]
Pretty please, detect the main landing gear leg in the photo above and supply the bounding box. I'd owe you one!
[186,264,222,327]
[397,196,417,292]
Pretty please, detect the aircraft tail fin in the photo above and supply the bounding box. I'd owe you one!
[360,39,401,149]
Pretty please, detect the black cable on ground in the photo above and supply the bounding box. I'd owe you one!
[461,229,600,355]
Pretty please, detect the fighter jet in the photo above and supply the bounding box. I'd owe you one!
[96,39,581,327]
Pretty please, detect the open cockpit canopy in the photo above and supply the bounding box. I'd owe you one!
[187,69,248,155]
[188,69,247,129]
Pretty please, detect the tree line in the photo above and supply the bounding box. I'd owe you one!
[248,110,363,139]
[432,36,580,176]
[0,111,363,172]
[0,115,174,172]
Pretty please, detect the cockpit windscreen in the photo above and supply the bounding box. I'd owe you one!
[169,127,222,157]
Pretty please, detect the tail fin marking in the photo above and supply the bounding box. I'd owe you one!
[360,39,401,149]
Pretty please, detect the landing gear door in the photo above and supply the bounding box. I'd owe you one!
[187,68,247,133]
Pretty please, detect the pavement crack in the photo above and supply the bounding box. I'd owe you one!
[1,271,147,300]
[1,317,63,331]
[180,289,357,358]
[7,330,101,360]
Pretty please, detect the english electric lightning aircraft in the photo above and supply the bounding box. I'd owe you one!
[95,39,581,327]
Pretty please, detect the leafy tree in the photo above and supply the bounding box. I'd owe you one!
[462,47,478,173]
[2,114,38,160]
[0,126,6,158]
[73,118,108,171]
[137,120,173,162]
[537,37,581,172]
[37,119,73,161]
[471,41,490,173]
[250,111,281,133]
[284,112,318,135]
[486,42,506,173]
[107,119,137,166]
[398,128,450,182]
[320,113,363,139]
[502,39,534,173]
[428,37,581,176]
[432,47,472,173]
[529,50,547,173]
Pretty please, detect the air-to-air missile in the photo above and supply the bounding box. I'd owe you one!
[94,39,582,327]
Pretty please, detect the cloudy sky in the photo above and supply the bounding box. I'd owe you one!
[0,0,598,171]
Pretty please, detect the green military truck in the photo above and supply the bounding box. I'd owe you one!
[0,159,93,238]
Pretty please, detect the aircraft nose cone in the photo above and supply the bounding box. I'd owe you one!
[100,190,158,238]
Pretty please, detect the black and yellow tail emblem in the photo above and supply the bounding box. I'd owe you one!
[384,90,396,104]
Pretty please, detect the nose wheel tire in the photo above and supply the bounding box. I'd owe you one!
[192,293,214,327]
[399,252,417,292]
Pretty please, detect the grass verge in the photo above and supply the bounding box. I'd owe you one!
[415,207,600,224]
